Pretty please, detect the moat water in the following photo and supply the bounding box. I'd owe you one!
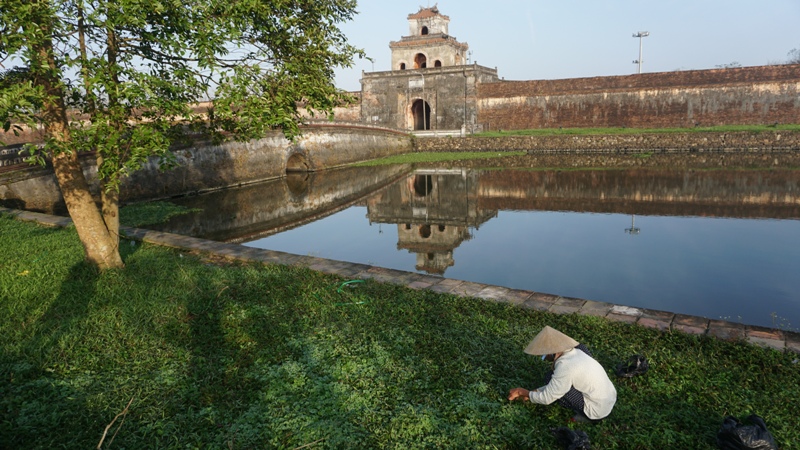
[150,165,800,330]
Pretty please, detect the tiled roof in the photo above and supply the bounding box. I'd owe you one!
[390,36,468,50]
[408,6,449,20]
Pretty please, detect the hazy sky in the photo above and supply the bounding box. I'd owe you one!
[334,0,800,91]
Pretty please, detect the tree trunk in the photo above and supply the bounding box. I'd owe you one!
[34,25,124,270]
[51,151,124,270]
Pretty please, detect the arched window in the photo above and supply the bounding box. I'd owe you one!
[399,62,406,70]
[421,26,429,35]
[419,224,432,238]
[414,53,427,69]
[434,60,442,67]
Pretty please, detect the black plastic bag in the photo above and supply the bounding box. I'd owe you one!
[615,354,649,378]
[716,415,778,450]
[551,426,591,450]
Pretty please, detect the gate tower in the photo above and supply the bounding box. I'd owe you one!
[359,5,499,133]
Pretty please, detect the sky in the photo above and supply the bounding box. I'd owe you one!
[333,0,800,91]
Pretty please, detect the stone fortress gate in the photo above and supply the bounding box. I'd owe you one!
[355,5,800,134]
[359,5,499,133]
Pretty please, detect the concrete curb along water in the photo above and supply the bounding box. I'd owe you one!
[4,206,799,354]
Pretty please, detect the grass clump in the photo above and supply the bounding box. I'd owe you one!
[1,214,798,449]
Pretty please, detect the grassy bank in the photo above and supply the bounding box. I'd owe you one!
[2,213,799,449]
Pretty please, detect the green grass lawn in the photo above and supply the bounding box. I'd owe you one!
[2,213,798,449]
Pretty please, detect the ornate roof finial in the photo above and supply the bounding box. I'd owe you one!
[419,3,438,13]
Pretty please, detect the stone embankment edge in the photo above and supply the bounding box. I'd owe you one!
[413,131,800,153]
[5,206,799,354]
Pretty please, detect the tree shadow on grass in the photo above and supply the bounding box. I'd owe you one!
[219,277,740,449]
[0,229,155,449]
[4,240,768,449]
[201,274,579,448]
[0,260,102,448]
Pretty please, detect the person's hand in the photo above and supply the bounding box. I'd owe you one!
[508,387,530,401]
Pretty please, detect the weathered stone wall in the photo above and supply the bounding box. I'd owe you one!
[360,65,498,131]
[413,132,800,170]
[298,92,362,122]
[1,125,412,213]
[391,39,467,70]
[0,126,44,147]
[477,65,800,130]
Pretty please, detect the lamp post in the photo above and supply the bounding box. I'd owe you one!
[463,68,468,135]
[632,31,649,74]
[624,215,641,235]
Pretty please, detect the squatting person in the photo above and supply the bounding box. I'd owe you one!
[507,326,617,423]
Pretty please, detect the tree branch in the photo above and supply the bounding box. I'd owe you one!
[96,397,134,449]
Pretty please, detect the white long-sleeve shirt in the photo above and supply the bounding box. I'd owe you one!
[528,348,617,420]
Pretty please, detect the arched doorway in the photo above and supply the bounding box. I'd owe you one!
[412,174,433,197]
[411,99,431,130]
[414,53,427,69]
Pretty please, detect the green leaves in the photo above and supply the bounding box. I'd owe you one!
[2,0,363,268]
[0,68,42,144]
[2,0,362,180]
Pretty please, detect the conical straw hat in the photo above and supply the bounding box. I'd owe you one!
[523,326,580,355]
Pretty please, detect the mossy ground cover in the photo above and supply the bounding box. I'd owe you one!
[2,214,799,449]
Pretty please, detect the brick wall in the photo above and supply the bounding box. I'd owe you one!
[477,65,800,130]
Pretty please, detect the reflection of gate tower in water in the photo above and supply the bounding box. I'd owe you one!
[366,169,497,275]
[360,5,499,132]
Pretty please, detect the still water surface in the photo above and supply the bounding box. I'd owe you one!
[152,166,800,329]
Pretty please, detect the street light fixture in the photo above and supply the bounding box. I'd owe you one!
[624,215,641,235]
[632,31,649,74]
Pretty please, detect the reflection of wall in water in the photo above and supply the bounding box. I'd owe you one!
[151,164,410,242]
[366,166,800,274]
[474,169,800,219]
[366,169,497,275]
